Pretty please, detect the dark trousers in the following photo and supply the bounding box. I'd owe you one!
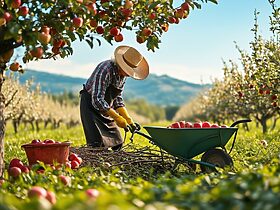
[79,89,123,150]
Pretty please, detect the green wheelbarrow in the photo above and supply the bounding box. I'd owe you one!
[129,119,251,172]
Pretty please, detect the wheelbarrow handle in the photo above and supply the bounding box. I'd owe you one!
[230,119,252,127]
[128,122,154,142]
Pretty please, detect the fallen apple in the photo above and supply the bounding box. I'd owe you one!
[59,175,71,186]
[9,158,24,168]
[9,167,22,178]
[85,189,100,199]
[71,160,80,169]
[28,186,47,199]
[46,191,56,205]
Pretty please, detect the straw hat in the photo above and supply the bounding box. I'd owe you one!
[114,46,149,80]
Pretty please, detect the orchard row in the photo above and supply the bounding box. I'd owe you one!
[174,32,279,133]
[3,75,80,133]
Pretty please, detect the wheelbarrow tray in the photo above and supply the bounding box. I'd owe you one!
[143,126,238,160]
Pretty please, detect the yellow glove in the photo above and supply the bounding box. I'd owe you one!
[116,107,133,125]
[106,108,128,129]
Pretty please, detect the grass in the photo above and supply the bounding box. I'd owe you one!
[1,121,280,209]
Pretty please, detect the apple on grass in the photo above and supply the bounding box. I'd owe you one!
[9,158,24,169]
[71,160,80,169]
[28,186,47,199]
[86,189,100,199]
[59,175,71,186]
[46,191,56,205]
[9,167,22,178]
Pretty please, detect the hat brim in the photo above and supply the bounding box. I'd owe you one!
[114,46,149,80]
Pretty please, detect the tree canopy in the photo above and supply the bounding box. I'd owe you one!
[0,0,218,71]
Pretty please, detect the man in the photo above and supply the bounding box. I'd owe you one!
[79,45,149,150]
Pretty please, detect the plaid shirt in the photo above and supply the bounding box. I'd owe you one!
[85,60,126,113]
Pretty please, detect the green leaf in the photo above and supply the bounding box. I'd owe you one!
[85,39,94,49]
[207,0,218,4]
[149,1,161,10]
[193,2,202,9]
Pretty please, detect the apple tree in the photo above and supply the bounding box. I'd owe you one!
[0,0,218,176]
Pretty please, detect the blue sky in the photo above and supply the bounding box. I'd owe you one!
[26,0,275,84]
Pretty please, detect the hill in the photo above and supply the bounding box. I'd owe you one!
[16,69,210,106]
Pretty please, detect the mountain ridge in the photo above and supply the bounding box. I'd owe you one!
[15,69,211,106]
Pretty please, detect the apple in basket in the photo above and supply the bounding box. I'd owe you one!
[44,139,56,144]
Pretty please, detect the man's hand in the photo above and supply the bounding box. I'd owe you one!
[116,106,134,124]
[106,108,128,129]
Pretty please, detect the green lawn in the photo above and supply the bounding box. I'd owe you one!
[1,122,280,210]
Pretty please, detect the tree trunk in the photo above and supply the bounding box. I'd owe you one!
[0,70,5,177]
[271,117,278,130]
[261,117,268,134]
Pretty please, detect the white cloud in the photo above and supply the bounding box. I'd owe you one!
[149,62,223,84]
[24,57,222,84]
[25,58,95,79]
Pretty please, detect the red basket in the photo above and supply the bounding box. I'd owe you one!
[21,142,71,166]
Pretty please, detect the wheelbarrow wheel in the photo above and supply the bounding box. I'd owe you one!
[200,148,233,173]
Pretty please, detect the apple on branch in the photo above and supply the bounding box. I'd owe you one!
[72,17,83,28]
[18,6,29,16]
[114,33,124,42]
[141,28,152,36]
[109,27,120,36]
[38,32,51,45]
[11,0,22,9]
[9,62,20,71]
